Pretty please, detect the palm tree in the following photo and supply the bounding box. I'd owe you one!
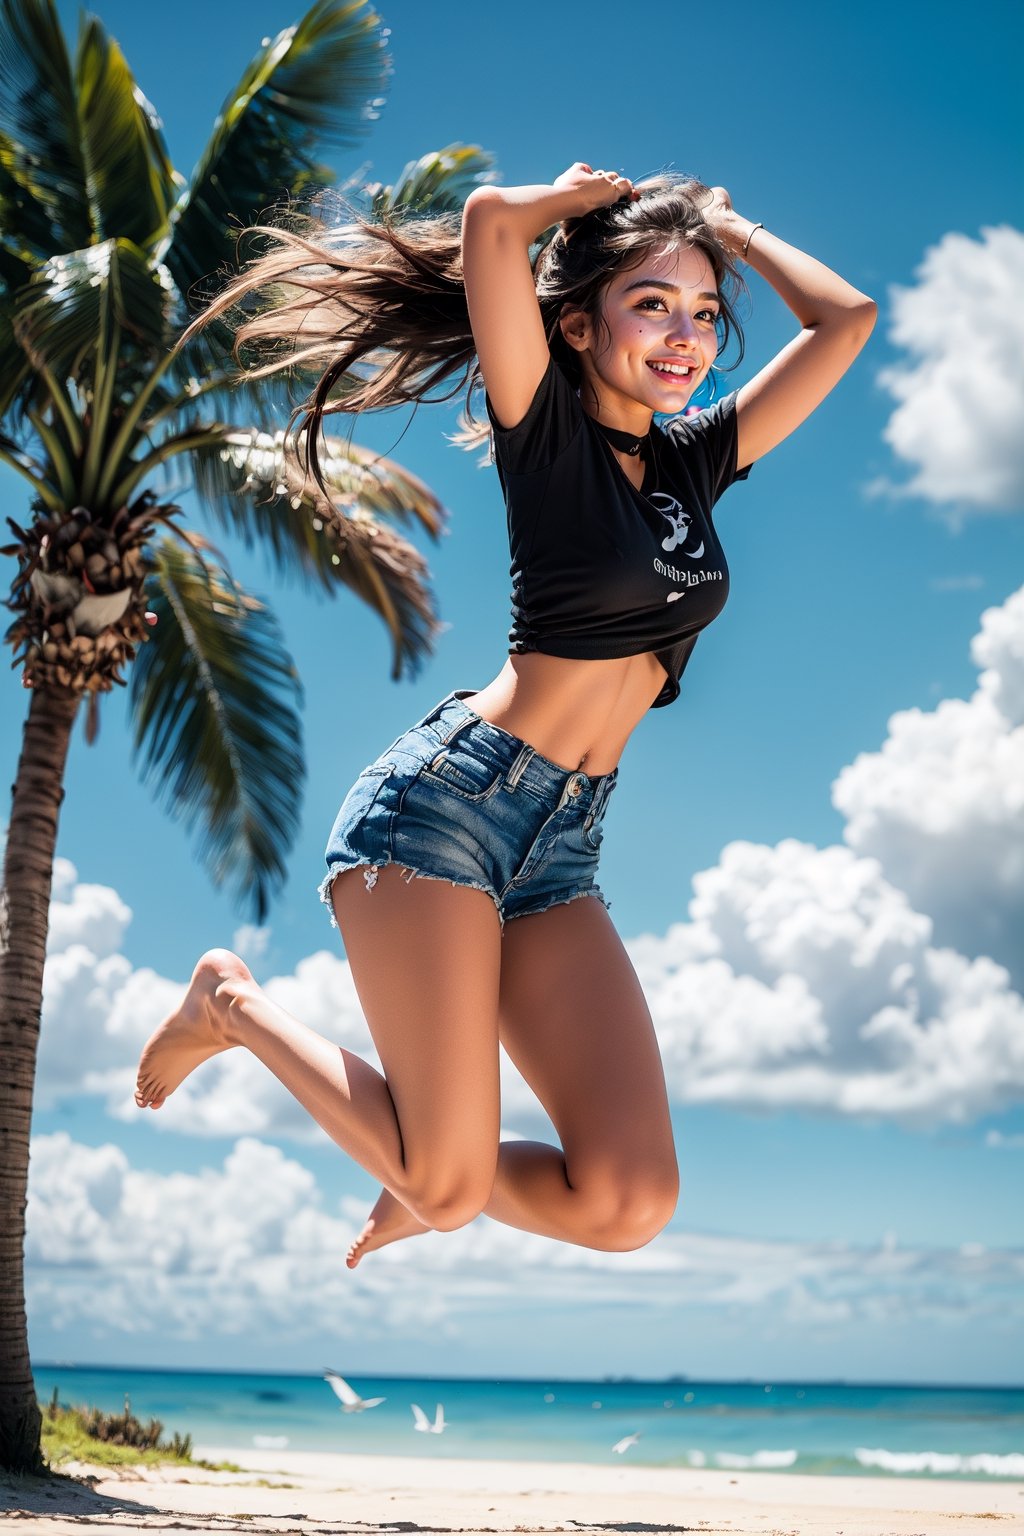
[0,0,495,1471]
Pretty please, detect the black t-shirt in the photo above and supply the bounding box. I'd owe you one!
[487,358,751,708]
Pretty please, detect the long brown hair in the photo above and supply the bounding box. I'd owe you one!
[188,175,747,495]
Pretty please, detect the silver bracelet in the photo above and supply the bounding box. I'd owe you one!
[742,221,764,257]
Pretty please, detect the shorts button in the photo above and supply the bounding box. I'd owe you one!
[567,775,583,798]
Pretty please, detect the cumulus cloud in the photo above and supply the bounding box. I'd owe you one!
[876,226,1024,515]
[39,911,385,1137]
[630,839,1024,1125]
[47,857,131,958]
[26,1133,1024,1346]
[833,585,1024,987]
[624,586,1024,1126]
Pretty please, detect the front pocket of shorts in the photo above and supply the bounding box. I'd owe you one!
[418,747,503,802]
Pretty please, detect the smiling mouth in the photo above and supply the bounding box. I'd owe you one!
[647,361,696,381]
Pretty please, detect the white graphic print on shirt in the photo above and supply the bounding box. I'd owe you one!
[649,492,723,603]
[650,492,705,558]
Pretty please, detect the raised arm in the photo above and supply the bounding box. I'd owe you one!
[461,164,635,429]
[702,190,877,469]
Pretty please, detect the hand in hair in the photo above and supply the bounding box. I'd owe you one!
[696,185,749,256]
[552,162,640,217]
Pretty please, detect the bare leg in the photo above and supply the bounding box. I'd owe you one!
[135,880,674,1256]
[488,896,678,1249]
[350,897,678,1261]
[135,867,502,1229]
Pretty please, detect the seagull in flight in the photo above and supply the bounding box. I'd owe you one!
[322,1369,385,1413]
[411,1402,446,1434]
[612,1432,640,1454]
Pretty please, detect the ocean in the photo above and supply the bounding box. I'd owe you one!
[33,1366,1023,1480]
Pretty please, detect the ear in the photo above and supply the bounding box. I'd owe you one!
[559,305,593,354]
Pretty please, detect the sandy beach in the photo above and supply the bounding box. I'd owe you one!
[2,1445,1022,1535]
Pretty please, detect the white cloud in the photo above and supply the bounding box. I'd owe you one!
[47,858,131,958]
[232,924,271,962]
[877,226,1024,515]
[26,1134,1024,1346]
[630,839,1024,1125]
[973,583,1024,727]
[36,945,180,1110]
[37,859,177,1109]
[833,586,1024,986]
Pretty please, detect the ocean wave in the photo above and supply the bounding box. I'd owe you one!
[252,1435,290,1449]
[855,1447,1024,1477]
[712,1449,799,1469]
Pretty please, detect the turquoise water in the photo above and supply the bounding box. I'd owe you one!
[34,1367,1023,1481]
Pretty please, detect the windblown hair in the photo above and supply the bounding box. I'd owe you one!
[189,174,747,495]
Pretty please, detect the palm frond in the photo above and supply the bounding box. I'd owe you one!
[0,303,31,420]
[164,0,390,306]
[191,424,443,676]
[0,238,32,298]
[0,0,92,255]
[74,14,184,250]
[367,143,497,218]
[0,158,61,274]
[129,539,304,920]
[12,238,175,376]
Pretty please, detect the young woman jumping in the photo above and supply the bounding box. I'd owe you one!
[135,162,875,1267]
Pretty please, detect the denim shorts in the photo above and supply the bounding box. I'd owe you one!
[318,691,617,930]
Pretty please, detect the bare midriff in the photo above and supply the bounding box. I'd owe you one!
[463,650,668,777]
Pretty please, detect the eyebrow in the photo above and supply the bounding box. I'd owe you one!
[622,278,720,302]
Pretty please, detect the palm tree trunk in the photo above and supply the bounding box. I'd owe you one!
[0,683,79,1474]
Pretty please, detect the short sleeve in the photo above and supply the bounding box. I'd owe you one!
[485,356,581,477]
[662,391,751,506]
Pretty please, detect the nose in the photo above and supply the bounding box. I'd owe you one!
[666,314,701,350]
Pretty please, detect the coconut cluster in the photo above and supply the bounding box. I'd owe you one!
[3,494,175,693]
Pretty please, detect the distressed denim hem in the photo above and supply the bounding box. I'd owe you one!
[504,886,611,925]
[318,860,504,930]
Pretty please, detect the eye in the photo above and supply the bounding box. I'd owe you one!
[635,295,668,312]
[696,307,720,324]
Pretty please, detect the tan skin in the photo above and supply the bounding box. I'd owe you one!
[135,162,875,1266]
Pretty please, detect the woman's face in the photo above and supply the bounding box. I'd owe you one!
[566,243,721,424]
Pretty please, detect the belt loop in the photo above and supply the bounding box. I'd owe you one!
[438,713,472,746]
[506,745,534,790]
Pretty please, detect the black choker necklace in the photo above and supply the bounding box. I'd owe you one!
[595,420,650,457]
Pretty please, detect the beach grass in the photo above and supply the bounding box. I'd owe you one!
[41,1389,240,1472]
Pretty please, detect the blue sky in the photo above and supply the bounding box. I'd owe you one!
[5,0,1024,1384]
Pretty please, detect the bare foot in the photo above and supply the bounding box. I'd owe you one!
[347,1188,429,1269]
[134,949,251,1109]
